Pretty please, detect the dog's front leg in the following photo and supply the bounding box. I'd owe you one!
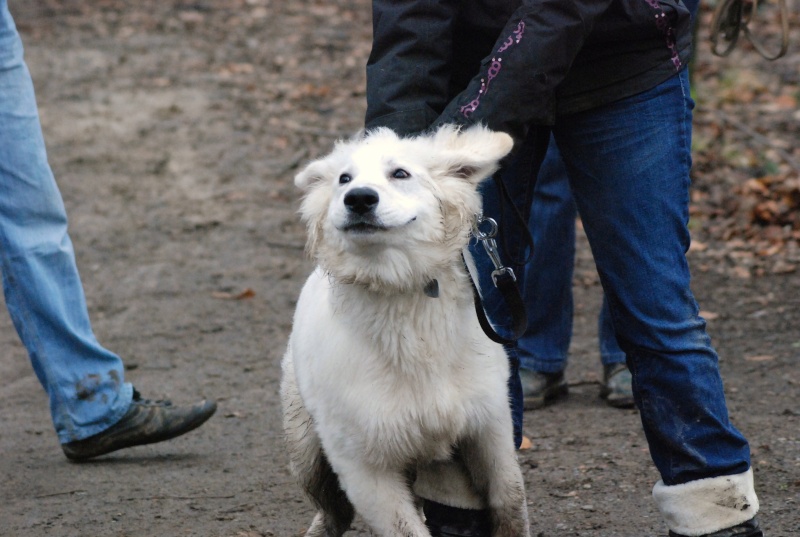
[332,458,431,537]
[460,428,531,537]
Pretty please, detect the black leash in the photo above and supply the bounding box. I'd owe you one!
[467,127,551,345]
[469,268,528,345]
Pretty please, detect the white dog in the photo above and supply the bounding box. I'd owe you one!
[281,125,530,537]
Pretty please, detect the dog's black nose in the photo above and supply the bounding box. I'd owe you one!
[344,187,379,215]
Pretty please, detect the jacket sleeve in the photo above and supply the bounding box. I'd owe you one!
[365,0,460,136]
[433,0,616,141]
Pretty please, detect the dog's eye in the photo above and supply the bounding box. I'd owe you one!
[391,169,410,179]
[339,173,352,184]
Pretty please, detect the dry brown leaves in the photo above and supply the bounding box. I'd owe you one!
[689,3,800,278]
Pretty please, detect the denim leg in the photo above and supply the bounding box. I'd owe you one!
[598,296,625,365]
[553,69,751,485]
[469,129,549,448]
[516,136,624,372]
[0,2,132,444]
[515,136,575,374]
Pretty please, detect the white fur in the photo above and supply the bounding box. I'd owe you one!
[281,125,530,536]
[653,468,759,536]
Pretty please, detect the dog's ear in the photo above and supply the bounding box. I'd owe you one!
[295,134,363,191]
[429,124,514,184]
[294,159,333,191]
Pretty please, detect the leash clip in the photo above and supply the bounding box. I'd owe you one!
[472,215,516,287]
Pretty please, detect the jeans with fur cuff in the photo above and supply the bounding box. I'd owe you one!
[470,68,757,532]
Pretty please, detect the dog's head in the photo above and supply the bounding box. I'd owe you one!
[294,125,513,292]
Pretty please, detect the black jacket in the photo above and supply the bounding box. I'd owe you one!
[365,0,693,140]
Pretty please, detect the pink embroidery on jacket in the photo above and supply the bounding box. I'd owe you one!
[644,0,682,71]
[460,21,525,118]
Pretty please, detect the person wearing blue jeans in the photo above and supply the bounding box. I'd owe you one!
[513,135,630,410]
[367,1,761,536]
[1,1,216,461]
[515,0,700,413]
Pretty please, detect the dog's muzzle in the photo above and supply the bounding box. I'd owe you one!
[342,187,389,233]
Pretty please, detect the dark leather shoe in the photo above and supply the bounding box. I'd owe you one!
[62,388,217,461]
[669,517,764,537]
[423,500,491,537]
[519,368,568,410]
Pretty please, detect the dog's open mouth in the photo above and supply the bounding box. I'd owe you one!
[342,222,389,234]
[342,216,418,234]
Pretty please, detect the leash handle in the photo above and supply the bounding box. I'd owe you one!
[711,0,790,60]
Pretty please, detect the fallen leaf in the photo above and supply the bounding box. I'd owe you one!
[774,94,797,110]
[757,243,783,257]
[235,288,256,299]
[771,261,797,274]
[550,490,578,498]
[745,355,774,362]
[689,240,709,252]
[212,288,256,300]
[216,63,255,79]
[177,11,204,23]
[732,266,752,279]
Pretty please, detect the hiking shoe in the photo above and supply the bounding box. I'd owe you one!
[62,388,217,461]
[424,500,491,537]
[669,517,764,537]
[599,363,635,408]
[520,368,568,410]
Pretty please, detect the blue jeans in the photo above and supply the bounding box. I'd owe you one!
[0,1,132,444]
[472,68,751,486]
[514,136,625,375]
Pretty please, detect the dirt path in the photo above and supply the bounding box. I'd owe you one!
[1,2,797,536]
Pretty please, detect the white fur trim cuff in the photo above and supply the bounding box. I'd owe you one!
[652,469,759,536]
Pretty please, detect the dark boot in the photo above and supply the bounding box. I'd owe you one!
[424,500,492,537]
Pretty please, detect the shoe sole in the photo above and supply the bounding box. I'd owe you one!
[603,395,636,409]
[599,386,635,409]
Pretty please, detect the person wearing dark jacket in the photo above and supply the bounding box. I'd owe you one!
[366,1,762,536]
